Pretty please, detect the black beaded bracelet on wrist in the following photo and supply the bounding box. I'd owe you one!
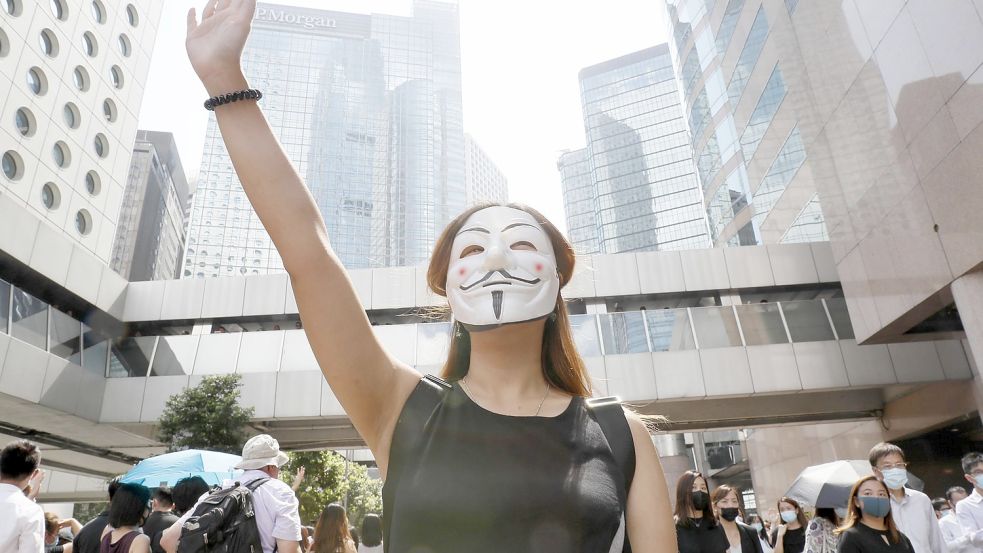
[204,88,263,111]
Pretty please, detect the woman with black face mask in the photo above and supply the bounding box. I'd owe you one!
[712,485,764,553]
[675,471,729,553]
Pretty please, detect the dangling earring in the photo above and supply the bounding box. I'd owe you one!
[548,312,557,323]
[454,324,463,339]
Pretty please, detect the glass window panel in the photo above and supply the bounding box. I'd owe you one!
[645,308,696,351]
[108,336,155,378]
[569,314,601,357]
[824,298,855,339]
[236,331,282,373]
[781,301,835,342]
[49,308,81,362]
[599,312,650,355]
[192,333,240,374]
[82,323,108,375]
[150,335,199,376]
[279,329,319,371]
[0,279,9,334]
[691,306,742,348]
[417,323,450,367]
[736,303,788,345]
[11,287,47,349]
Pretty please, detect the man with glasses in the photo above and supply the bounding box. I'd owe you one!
[956,452,983,548]
[868,442,946,553]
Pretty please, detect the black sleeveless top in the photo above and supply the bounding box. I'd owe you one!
[384,381,628,553]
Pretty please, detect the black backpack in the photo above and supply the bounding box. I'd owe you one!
[382,375,636,553]
[176,478,269,553]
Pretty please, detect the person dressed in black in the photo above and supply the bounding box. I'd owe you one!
[73,477,121,553]
[181,3,677,549]
[142,487,178,553]
[773,496,808,553]
[836,475,914,553]
[712,484,764,553]
[676,471,729,553]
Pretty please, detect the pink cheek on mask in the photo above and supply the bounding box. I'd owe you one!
[535,263,543,272]
[458,268,466,277]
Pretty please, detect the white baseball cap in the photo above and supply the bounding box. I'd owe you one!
[234,434,289,470]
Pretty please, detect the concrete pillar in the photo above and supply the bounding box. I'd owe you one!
[654,433,693,507]
[951,269,983,419]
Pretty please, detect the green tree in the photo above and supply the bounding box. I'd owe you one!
[280,450,383,527]
[157,374,254,454]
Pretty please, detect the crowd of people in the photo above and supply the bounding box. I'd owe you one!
[0,436,383,553]
[9,432,983,552]
[675,442,983,553]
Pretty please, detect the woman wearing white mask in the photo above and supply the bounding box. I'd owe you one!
[835,476,914,552]
[181,1,674,551]
[772,497,807,553]
[747,515,774,553]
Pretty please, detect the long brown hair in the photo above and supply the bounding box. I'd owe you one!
[835,475,902,543]
[674,470,716,528]
[426,202,591,397]
[312,503,352,553]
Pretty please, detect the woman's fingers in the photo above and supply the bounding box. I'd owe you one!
[215,0,233,11]
[186,7,198,34]
[202,0,220,19]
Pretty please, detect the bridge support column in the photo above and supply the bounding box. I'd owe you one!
[952,269,983,422]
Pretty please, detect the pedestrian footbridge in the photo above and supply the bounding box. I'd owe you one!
[0,243,972,500]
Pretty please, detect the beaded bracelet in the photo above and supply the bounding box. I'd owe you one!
[203,88,263,111]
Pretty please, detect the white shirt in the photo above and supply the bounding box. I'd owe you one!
[939,512,975,553]
[175,470,301,553]
[956,489,983,550]
[890,487,948,553]
[357,544,384,553]
[0,482,45,553]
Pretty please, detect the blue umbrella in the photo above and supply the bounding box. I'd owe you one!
[120,450,243,488]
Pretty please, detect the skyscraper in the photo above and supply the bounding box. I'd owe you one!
[464,133,508,205]
[558,45,711,255]
[183,1,465,278]
[664,0,828,247]
[111,131,189,282]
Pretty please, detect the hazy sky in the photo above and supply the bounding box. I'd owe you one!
[138,0,670,229]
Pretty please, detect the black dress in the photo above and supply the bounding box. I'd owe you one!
[676,518,730,553]
[384,382,628,552]
[837,523,914,553]
[773,526,806,553]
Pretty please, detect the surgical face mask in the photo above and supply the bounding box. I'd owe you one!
[834,507,848,520]
[780,510,797,523]
[446,207,560,327]
[691,490,710,510]
[974,474,983,489]
[940,509,952,518]
[858,496,891,518]
[881,468,908,490]
[751,523,764,532]
[720,508,740,521]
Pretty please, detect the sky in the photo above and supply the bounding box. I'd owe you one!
[138,0,670,230]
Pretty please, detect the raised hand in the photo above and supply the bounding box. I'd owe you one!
[186,0,256,94]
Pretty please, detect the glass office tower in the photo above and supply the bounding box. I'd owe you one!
[184,1,464,277]
[561,45,710,255]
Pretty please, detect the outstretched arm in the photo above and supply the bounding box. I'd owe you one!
[185,0,421,472]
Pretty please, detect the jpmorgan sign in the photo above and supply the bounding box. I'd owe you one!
[255,7,337,29]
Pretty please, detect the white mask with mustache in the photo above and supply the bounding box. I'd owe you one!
[445,206,560,327]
